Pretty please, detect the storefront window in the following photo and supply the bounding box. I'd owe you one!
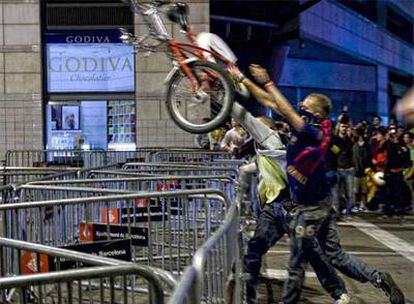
[47,100,136,151]
[44,30,136,151]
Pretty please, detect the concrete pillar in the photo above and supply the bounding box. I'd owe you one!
[377,65,389,120]
[0,1,43,160]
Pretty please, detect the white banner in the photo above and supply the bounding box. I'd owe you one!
[47,43,135,92]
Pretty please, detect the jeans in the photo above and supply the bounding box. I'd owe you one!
[320,211,379,285]
[282,205,347,303]
[337,167,355,213]
[244,202,288,277]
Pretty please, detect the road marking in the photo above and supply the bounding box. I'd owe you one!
[268,250,401,256]
[338,222,414,229]
[345,217,414,263]
[263,269,317,279]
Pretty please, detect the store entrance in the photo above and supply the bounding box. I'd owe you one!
[46,100,136,151]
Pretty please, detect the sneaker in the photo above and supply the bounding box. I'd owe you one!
[351,206,360,213]
[334,293,350,304]
[377,272,405,304]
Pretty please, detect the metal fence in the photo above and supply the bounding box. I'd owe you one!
[0,148,249,303]
[5,149,233,169]
[26,175,236,201]
[0,190,231,278]
[0,238,176,304]
[168,171,249,304]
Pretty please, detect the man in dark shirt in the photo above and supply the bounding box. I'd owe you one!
[247,64,349,304]
[352,127,372,210]
[384,127,412,215]
[247,64,405,304]
[332,118,355,214]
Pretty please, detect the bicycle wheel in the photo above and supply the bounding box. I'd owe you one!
[166,60,234,134]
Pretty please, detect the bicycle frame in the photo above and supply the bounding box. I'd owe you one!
[126,1,234,94]
[167,37,234,93]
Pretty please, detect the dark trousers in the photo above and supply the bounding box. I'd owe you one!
[320,211,379,285]
[385,173,412,215]
[282,205,346,303]
[244,203,346,301]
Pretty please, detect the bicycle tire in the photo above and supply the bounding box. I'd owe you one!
[165,60,234,134]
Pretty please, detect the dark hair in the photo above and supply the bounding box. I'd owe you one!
[356,126,365,137]
[373,115,382,121]
[373,127,387,136]
[404,132,414,140]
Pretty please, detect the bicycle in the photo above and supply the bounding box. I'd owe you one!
[120,0,238,134]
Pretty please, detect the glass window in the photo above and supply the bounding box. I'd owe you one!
[47,100,136,151]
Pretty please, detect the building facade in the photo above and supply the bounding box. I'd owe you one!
[211,0,414,123]
[0,0,209,159]
[0,0,413,158]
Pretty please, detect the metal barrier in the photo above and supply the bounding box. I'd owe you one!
[0,238,176,304]
[27,175,236,201]
[169,170,250,304]
[121,163,239,179]
[5,149,106,169]
[0,167,80,185]
[149,151,232,162]
[0,189,230,278]
[5,149,233,169]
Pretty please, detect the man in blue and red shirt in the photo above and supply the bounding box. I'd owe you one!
[247,64,405,304]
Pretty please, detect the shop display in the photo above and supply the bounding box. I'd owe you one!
[107,100,136,149]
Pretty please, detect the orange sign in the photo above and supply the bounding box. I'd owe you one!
[101,209,120,224]
[79,222,94,243]
[20,251,49,274]
[135,198,149,208]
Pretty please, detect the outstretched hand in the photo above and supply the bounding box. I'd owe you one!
[228,65,246,83]
[249,64,271,85]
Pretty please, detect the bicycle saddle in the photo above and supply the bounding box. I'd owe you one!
[166,2,189,30]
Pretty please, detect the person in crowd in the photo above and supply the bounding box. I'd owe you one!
[371,127,412,215]
[208,125,228,151]
[220,118,250,155]
[247,64,351,304]
[371,115,383,133]
[228,67,348,304]
[194,118,211,149]
[402,132,414,202]
[230,65,405,304]
[388,116,398,128]
[352,125,372,211]
[332,116,356,215]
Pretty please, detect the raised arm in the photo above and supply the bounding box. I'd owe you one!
[228,66,282,116]
[248,64,305,132]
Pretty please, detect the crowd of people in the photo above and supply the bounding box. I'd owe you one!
[196,110,414,218]
[192,61,411,303]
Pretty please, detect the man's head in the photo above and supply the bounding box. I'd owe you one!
[372,115,382,127]
[338,122,348,137]
[389,116,398,127]
[403,132,414,145]
[388,126,398,143]
[301,93,332,119]
[372,127,387,144]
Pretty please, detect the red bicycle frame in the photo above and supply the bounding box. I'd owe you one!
[167,28,234,93]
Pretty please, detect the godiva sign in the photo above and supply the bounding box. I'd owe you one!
[45,30,135,93]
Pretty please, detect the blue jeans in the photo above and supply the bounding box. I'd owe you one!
[244,202,288,278]
[282,205,347,303]
[320,211,379,285]
[338,168,355,213]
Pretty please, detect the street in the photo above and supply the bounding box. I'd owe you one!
[256,213,414,304]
